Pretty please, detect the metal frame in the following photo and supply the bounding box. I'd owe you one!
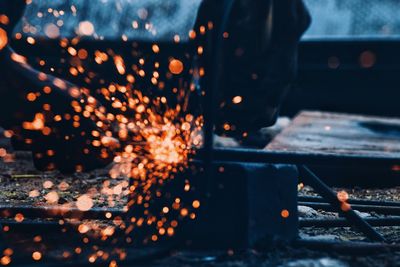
[198,0,398,243]
[196,147,398,242]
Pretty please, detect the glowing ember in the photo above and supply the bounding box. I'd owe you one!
[192,200,200,209]
[0,2,209,261]
[29,190,40,198]
[27,36,35,45]
[337,190,349,202]
[281,209,290,218]
[0,256,11,265]
[43,180,54,189]
[0,28,8,50]
[14,213,24,223]
[232,96,243,104]
[113,55,126,75]
[152,44,160,53]
[341,202,351,212]
[32,251,42,261]
[3,249,12,257]
[58,181,70,191]
[168,59,184,75]
[0,15,9,25]
[44,23,60,39]
[22,113,45,130]
[76,194,94,211]
[78,21,95,36]
[78,224,90,234]
[45,191,59,204]
[0,148,6,157]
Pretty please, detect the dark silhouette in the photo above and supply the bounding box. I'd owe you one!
[195,0,310,137]
[0,0,310,170]
[0,0,117,173]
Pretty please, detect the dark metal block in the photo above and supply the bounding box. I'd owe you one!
[180,163,298,248]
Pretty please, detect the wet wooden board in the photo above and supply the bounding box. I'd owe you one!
[267,111,400,159]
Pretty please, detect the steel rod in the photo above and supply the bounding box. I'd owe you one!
[298,165,386,242]
[293,239,400,254]
[299,202,400,216]
[298,196,400,207]
[300,218,400,228]
[197,148,400,167]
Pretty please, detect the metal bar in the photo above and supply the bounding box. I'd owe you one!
[201,24,216,199]
[299,196,400,207]
[300,218,400,228]
[299,202,400,216]
[199,0,237,207]
[203,0,236,155]
[0,205,124,220]
[197,148,400,167]
[293,239,400,254]
[298,165,386,242]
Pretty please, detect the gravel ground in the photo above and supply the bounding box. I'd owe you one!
[0,151,129,209]
[1,138,400,266]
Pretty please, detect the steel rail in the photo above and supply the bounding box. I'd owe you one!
[300,217,400,228]
[196,148,400,167]
[299,202,400,216]
[298,166,386,242]
[293,239,400,254]
[298,196,400,207]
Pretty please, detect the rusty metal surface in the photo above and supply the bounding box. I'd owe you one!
[267,111,400,159]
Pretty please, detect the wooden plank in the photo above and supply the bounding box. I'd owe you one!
[267,111,400,159]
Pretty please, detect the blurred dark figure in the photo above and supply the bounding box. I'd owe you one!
[0,0,309,172]
[0,0,117,173]
[195,0,311,145]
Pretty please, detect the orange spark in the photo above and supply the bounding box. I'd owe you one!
[78,21,95,36]
[114,56,126,75]
[32,252,42,261]
[76,194,94,211]
[0,28,7,50]
[169,59,184,75]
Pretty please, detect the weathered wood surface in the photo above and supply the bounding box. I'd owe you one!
[267,111,400,159]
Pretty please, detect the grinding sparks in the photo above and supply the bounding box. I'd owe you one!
[0,3,210,262]
[16,26,205,246]
[100,58,203,244]
[108,87,203,181]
